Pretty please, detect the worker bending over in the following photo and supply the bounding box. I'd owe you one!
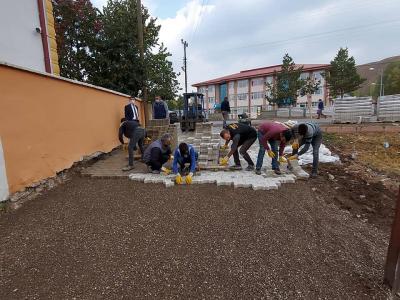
[220,123,257,170]
[119,119,145,171]
[173,142,198,185]
[256,121,292,175]
[289,122,322,178]
[143,133,172,174]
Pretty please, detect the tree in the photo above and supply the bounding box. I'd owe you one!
[266,54,304,106]
[373,61,400,96]
[167,95,184,111]
[299,75,321,117]
[324,47,365,98]
[53,0,102,81]
[89,0,179,99]
[53,0,179,100]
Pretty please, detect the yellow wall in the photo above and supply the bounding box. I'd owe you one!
[0,64,144,193]
[45,0,60,75]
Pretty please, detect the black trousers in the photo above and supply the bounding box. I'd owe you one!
[147,147,170,171]
[128,128,145,166]
[232,136,256,166]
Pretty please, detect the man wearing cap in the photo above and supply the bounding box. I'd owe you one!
[255,121,293,175]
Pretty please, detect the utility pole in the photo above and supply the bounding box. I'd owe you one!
[181,39,188,94]
[137,0,148,121]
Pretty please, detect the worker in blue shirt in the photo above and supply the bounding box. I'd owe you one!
[173,142,198,185]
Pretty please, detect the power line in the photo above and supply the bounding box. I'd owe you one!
[221,19,400,52]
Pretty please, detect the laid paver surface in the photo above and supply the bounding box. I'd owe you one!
[0,176,389,299]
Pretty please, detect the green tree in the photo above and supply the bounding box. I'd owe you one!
[324,47,365,98]
[53,0,102,81]
[53,0,179,100]
[266,54,304,106]
[373,61,400,96]
[167,95,184,111]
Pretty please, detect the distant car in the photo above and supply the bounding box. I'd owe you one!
[169,111,179,124]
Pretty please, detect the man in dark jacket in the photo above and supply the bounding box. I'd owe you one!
[153,96,169,119]
[124,97,140,122]
[317,99,326,119]
[143,133,172,173]
[289,122,322,178]
[118,119,145,171]
[219,123,257,170]
[220,96,231,128]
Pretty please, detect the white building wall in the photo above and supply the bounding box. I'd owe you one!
[0,138,9,202]
[0,0,46,72]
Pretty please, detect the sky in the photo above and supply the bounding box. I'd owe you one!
[91,0,400,92]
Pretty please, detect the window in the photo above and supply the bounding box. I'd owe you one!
[238,80,248,88]
[300,73,309,80]
[314,71,323,80]
[228,82,234,89]
[265,76,273,84]
[208,97,215,103]
[198,87,206,93]
[229,94,237,101]
[314,87,322,95]
[251,92,264,99]
[237,93,248,101]
[251,78,263,86]
[208,85,214,93]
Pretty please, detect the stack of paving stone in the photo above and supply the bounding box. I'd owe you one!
[378,94,400,122]
[145,119,178,149]
[179,122,226,169]
[333,97,374,123]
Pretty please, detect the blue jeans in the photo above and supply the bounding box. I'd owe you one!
[256,132,279,170]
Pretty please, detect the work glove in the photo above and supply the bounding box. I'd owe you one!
[278,156,287,163]
[169,155,174,162]
[267,150,276,158]
[185,172,193,185]
[175,174,183,184]
[161,167,172,175]
[288,154,298,161]
[220,156,229,165]
[291,142,299,150]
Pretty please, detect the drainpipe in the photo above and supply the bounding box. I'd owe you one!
[37,0,52,73]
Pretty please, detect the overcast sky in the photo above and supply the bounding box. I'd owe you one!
[91,0,400,92]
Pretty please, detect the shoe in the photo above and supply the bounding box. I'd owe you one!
[274,169,282,175]
[310,171,318,178]
[122,165,135,172]
[255,169,262,175]
[229,165,243,171]
[245,165,255,171]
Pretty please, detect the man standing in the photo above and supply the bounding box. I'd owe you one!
[153,96,169,120]
[220,96,231,128]
[173,142,198,185]
[219,123,257,171]
[119,119,145,171]
[143,133,172,174]
[289,122,323,178]
[255,121,293,175]
[124,97,140,122]
[317,99,326,119]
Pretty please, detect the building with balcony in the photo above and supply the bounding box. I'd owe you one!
[193,64,330,116]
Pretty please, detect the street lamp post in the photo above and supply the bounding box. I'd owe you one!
[369,67,384,97]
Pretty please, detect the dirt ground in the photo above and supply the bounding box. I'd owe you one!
[318,132,399,230]
[0,131,398,299]
[0,174,392,299]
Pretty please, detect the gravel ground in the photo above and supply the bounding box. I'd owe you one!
[0,176,390,299]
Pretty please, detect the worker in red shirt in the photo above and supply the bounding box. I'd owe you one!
[255,121,292,175]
